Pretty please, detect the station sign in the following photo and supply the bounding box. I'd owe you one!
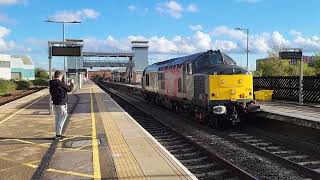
[67,69,87,74]
[279,51,302,59]
[52,46,81,56]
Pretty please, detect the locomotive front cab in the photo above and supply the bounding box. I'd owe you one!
[195,50,259,127]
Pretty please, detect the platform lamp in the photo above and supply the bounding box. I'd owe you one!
[235,27,249,70]
[44,20,81,82]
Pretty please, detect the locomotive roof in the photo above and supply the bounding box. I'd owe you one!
[145,50,236,72]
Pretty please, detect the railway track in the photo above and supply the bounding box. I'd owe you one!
[99,81,320,179]
[131,91,320,178]
[100,85,257,180]
[227,132,320,179]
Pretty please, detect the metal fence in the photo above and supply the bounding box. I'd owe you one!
[253,76,320,103]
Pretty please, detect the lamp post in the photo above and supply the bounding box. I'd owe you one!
[45,20,81,82]
[235,27,249,69]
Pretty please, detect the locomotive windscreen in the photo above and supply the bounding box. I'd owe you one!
[209,52,236,65]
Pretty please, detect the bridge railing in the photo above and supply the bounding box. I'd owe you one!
[253,76,320,103]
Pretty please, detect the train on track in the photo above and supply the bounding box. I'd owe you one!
[141,49,260,128]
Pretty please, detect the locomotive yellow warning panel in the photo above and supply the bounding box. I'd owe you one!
[209,74,253,101]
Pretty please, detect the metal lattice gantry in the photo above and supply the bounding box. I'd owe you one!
[81,51,134,83]
[82,52,134,68]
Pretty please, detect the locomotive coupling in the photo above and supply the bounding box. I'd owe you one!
[213,105,227,114]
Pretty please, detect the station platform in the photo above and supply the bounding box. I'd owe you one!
[102,81,320,130]
[257,101,320,129]
[0,81,195,179]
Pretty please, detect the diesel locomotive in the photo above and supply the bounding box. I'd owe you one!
[141,50,259,128]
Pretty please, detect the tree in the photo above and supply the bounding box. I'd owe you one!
[254,57,316,77]
[255,57,289,76]
[35,68,49,79]
[315,53,320,76]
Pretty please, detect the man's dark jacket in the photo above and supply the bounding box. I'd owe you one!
[49,79,73,105]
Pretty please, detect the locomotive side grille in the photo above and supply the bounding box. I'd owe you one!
[194,76,205,99]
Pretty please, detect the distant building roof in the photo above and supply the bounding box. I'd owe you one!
[11,55,33,65]
[131,41,149,44]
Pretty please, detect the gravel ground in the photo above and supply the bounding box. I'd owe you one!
[117,91,308,180]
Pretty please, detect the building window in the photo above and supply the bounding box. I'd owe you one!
[11,72,21,80]
[0,61,10,68]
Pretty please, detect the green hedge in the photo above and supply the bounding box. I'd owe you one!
[32,78,49,87]
[0,80,16,96]
[15,80,32,90]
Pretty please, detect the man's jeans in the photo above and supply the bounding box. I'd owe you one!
[53,104,68,135]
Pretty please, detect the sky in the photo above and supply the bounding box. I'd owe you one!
[0,0,320,70]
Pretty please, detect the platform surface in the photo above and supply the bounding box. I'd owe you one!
[0,88,52,179]
[0,82,195,180]
[258,101,320,129]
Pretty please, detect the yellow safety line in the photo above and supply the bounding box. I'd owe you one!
[0,93,48,125]
[90,87,101,179]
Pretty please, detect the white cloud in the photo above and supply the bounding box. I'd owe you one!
[212,26,292,53]
[291,32,320,52]
[289,29,302,36]
[156,1,198,19]
[0,26,16,53]
[128,5,137,11]
[156,0,183,19]
[82,9,100,19]
[83,30,213,55]
[0,0,24,5]
[51,9,100,22]
[0,26,10,38]
[189,25,202,31]
[212,26,246,40]
[186,4,198,12]
[214,40,238,52]
[236,0,262,3]
[193,31,211,50]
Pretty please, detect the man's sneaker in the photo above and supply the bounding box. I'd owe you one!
[55,135,66,140]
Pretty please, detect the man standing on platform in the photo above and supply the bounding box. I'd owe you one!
[49,70,74,139]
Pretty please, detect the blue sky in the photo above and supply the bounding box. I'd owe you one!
[0,0,320,70]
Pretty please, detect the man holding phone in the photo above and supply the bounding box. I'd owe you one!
[49,70,74,139]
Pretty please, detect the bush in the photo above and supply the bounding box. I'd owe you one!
[32,78,49,87]
[0,80,16,95]
[15,80,32,90]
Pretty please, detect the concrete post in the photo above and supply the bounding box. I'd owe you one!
[48,46,53,115]
[299,55,304,104]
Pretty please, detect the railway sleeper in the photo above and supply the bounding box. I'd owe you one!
[174,151,203,159]
[179,157,211,165]
[195,169,232,180]
[164,143,189,149]
[186,162,218,169]
[150,131,175,137]
[155,137,181,142]
[154,134,176,139]
[170,147,195,153]
[159,140,186,146]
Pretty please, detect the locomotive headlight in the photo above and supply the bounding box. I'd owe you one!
[213,105,226,114]
[231,89,236,95]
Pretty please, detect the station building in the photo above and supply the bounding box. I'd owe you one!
[0,54,35,80]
